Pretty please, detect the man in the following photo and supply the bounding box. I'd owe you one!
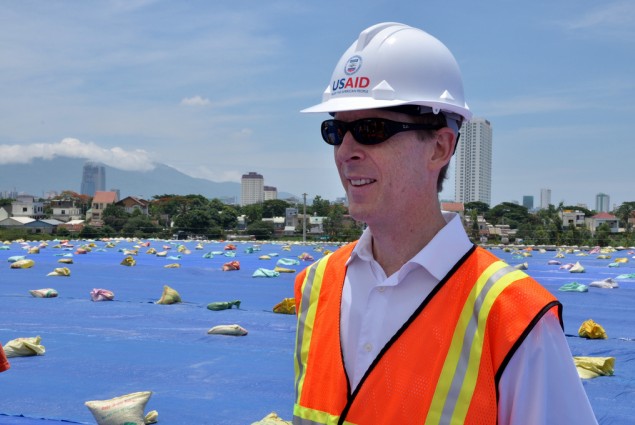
[293,22,597,424]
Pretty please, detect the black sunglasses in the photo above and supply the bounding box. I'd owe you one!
[321,118,443,146]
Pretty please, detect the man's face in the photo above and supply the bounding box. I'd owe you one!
[333,108,440,227]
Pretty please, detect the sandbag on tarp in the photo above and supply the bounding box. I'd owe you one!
[298,252,314,261]
[273,298,295,315]
[547,260,561,265]
[156,250,168,257]
[252,268,280,278]
[514,262,528,270]
[121,256,136,266]
[569,261,585,273]
[146,248,157,254]
[47,267,71,277]
[7,255,26,263]
[207,300,241,311]
[616,273,635,279]
[274,266,295,273]
[259,255,271,260]
[166,255,181,260]
[90,288,115,302]
[85,391,157,425]
[207,324,248,336]
[156,285,181,305]
[573,357,615,379]
[3,336,45,357]
[589,278,619,289]
[558,282,588,292]
[578,319,608,339]
[58,257,73,264]
[222,260,240,271]
[10,259,34,269]
[29,288,58,298]
[224,251,237,258]
[27,246,40,254]
[164,263,181,268]
[276,258,299,266]
[202,251,214,259]
[251,412,292,425]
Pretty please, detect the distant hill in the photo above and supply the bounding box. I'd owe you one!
[0,157,294,201]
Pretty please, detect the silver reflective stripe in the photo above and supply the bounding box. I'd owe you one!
[294,261,319,398]
[439,265,517,424]
[293,415,326,425]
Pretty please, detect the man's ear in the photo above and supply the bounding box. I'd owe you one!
[429,128,456,170]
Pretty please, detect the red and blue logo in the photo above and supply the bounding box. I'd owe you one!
[344,55,362,75]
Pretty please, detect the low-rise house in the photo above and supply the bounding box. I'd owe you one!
[90,191,119,226]
[24,219,63,234]
[11,195,45,219]
[441,202,465,218]
[587,212,619,233]
[50,199,83,223]
[0,216,36,229]
[116,196,150,215]
[262,216,286,236]
[59,219,85,233]
[560,209,586,228]
[0,206,10,221]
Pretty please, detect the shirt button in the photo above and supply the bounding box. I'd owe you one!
[377,286,386,292]
[364,343,373,352]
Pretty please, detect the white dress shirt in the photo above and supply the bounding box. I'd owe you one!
[341,212,598,424]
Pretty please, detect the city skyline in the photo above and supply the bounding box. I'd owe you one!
[0,2,633,209]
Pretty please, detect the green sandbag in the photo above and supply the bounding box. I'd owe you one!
[207,300,241,311]
[252,268,280,278]
[558,282,588,292]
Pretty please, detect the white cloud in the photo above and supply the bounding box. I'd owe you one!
[0,138,155,171]
[180,96,211,107]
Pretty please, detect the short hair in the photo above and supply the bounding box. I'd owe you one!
[411,113,456,193]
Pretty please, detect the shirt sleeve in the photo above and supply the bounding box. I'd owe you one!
[498,312,598,425]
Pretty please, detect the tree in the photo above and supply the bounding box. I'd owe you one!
[614,202,635,233]
[485,202,530,229]
[173,208,214,235]
[312,196,331,217]
[464,201,489,215]
[246,220,274,240]
[242,203,263,224]
[102,204,129,232]
[262,199,290,218]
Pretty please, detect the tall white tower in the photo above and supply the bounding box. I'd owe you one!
[454,117,492,205]
[80,161,106,197]
[596,193,610,213]
[540,188,551,209]
[241,172,264,206]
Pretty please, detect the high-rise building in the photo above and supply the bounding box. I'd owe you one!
[540,188,551,209]
[522,195,534,210]
[241,172,264,206]
[80,162,106,197]
[596,193,610,213]
[454,117,492,205]
[264,186,278,201]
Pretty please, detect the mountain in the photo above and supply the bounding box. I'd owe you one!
[0,157,284,201]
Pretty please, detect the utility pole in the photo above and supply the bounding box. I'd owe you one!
[302,193,307,243]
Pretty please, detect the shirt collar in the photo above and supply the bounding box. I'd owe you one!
[348,212,473,281]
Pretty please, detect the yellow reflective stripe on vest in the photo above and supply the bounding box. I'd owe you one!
[293,404,352,425]
[294,256,330,404]
[426,261,526,425]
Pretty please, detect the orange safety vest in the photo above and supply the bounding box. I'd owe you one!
[293,243,562,425]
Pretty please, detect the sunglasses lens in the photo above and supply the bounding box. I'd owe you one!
[352,120,389,145]
[321,120,344,145]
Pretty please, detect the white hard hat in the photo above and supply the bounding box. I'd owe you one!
[301,22,472,122]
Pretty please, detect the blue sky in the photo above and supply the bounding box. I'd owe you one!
[1,1,633,209]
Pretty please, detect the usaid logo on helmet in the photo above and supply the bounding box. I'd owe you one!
[332,55,370,94]
[345,55,362,75]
